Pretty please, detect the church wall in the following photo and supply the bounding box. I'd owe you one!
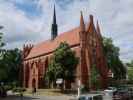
[23,45,82,89]
[22,12,109,89]
[71,45,81,86]
[23,36,109,89]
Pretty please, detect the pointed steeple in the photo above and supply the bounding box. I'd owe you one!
[80,11,85,32]
[96,20,101,34]
[96,20,102,39]
[53,5,56,24]
[87,15,95,33]
[51,5,58,40]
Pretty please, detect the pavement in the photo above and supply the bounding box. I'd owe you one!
[0,89,113,100]
[0,95,74,100]
[0,90,74,100]
[0,94,113,100]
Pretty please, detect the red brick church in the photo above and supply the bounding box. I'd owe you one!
[22,7,109,89]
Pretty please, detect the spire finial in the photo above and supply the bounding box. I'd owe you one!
[53,4,56,24]
[90,15,93,23]
[51,5,58,40]
[96,20,102,39]
[80,11,85,32]
[87,14,95,33]
[96,20,101,34]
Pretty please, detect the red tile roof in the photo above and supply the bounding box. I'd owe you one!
[26,27,80,59]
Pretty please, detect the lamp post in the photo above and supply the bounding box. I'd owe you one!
[77,79,81,99]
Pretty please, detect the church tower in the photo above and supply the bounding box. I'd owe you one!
[79,11,86,47]
[51,5,58,40]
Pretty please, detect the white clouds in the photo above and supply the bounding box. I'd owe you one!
[84,0,133,62]
[0,0,133,62]
[0,1,44,49]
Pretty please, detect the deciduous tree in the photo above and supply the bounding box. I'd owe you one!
[46,42,79,88]
[103,37,126,79]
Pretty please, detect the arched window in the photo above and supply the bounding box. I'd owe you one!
[25,63,29,87]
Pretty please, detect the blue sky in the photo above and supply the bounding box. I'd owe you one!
[0,0,133,62]
[14,0,42,17]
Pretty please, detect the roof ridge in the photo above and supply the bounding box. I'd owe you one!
[25,26,80,59]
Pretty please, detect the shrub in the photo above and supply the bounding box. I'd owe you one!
[12,87,26,93]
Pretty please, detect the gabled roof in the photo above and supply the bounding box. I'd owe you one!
[25,27,80,60]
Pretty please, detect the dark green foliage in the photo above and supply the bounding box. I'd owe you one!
[0,33,4,48]
[0,48,22,85]
[103,37,126,79]
[46,42,79,86]
[12,87,26,93]
[126,60,133,83]
[0,32,22,86]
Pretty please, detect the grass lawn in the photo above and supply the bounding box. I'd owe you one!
[23,89,64,96]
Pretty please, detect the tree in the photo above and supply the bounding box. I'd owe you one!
[0,48,22,86]
[0,32,7,82]
[0,32,4,48]
[3,49,22,84]
[0,31,22,87]
[0,32,5,60]
[126,60,133,83]
[46,42,79,88]
[127,68,133,83]
[103,37,126,80]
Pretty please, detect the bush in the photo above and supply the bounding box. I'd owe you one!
[0,86,7,97]
[12,87,26,93]
[4,85,12,91]
[81,85,88,93]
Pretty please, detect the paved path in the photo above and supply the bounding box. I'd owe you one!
[0,95,73,100]
[0,95,113,100]
[0,91,112,100]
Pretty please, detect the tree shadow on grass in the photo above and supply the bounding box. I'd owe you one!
[0,95,40,100]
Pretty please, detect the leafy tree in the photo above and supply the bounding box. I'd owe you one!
[103,37,126,79]
[0,32,5,60]
[45,59,63,88]
[3,49,22,84]
[0,66,8,81]
[126,60,133,83]
[127,68,133,82]
[46,42,79,88]
[0,32,7,82]
[0,48,22,86]
[0,32,22,87]
[0,32,4,48]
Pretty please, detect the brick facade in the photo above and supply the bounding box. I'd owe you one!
[22,11,109,89]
